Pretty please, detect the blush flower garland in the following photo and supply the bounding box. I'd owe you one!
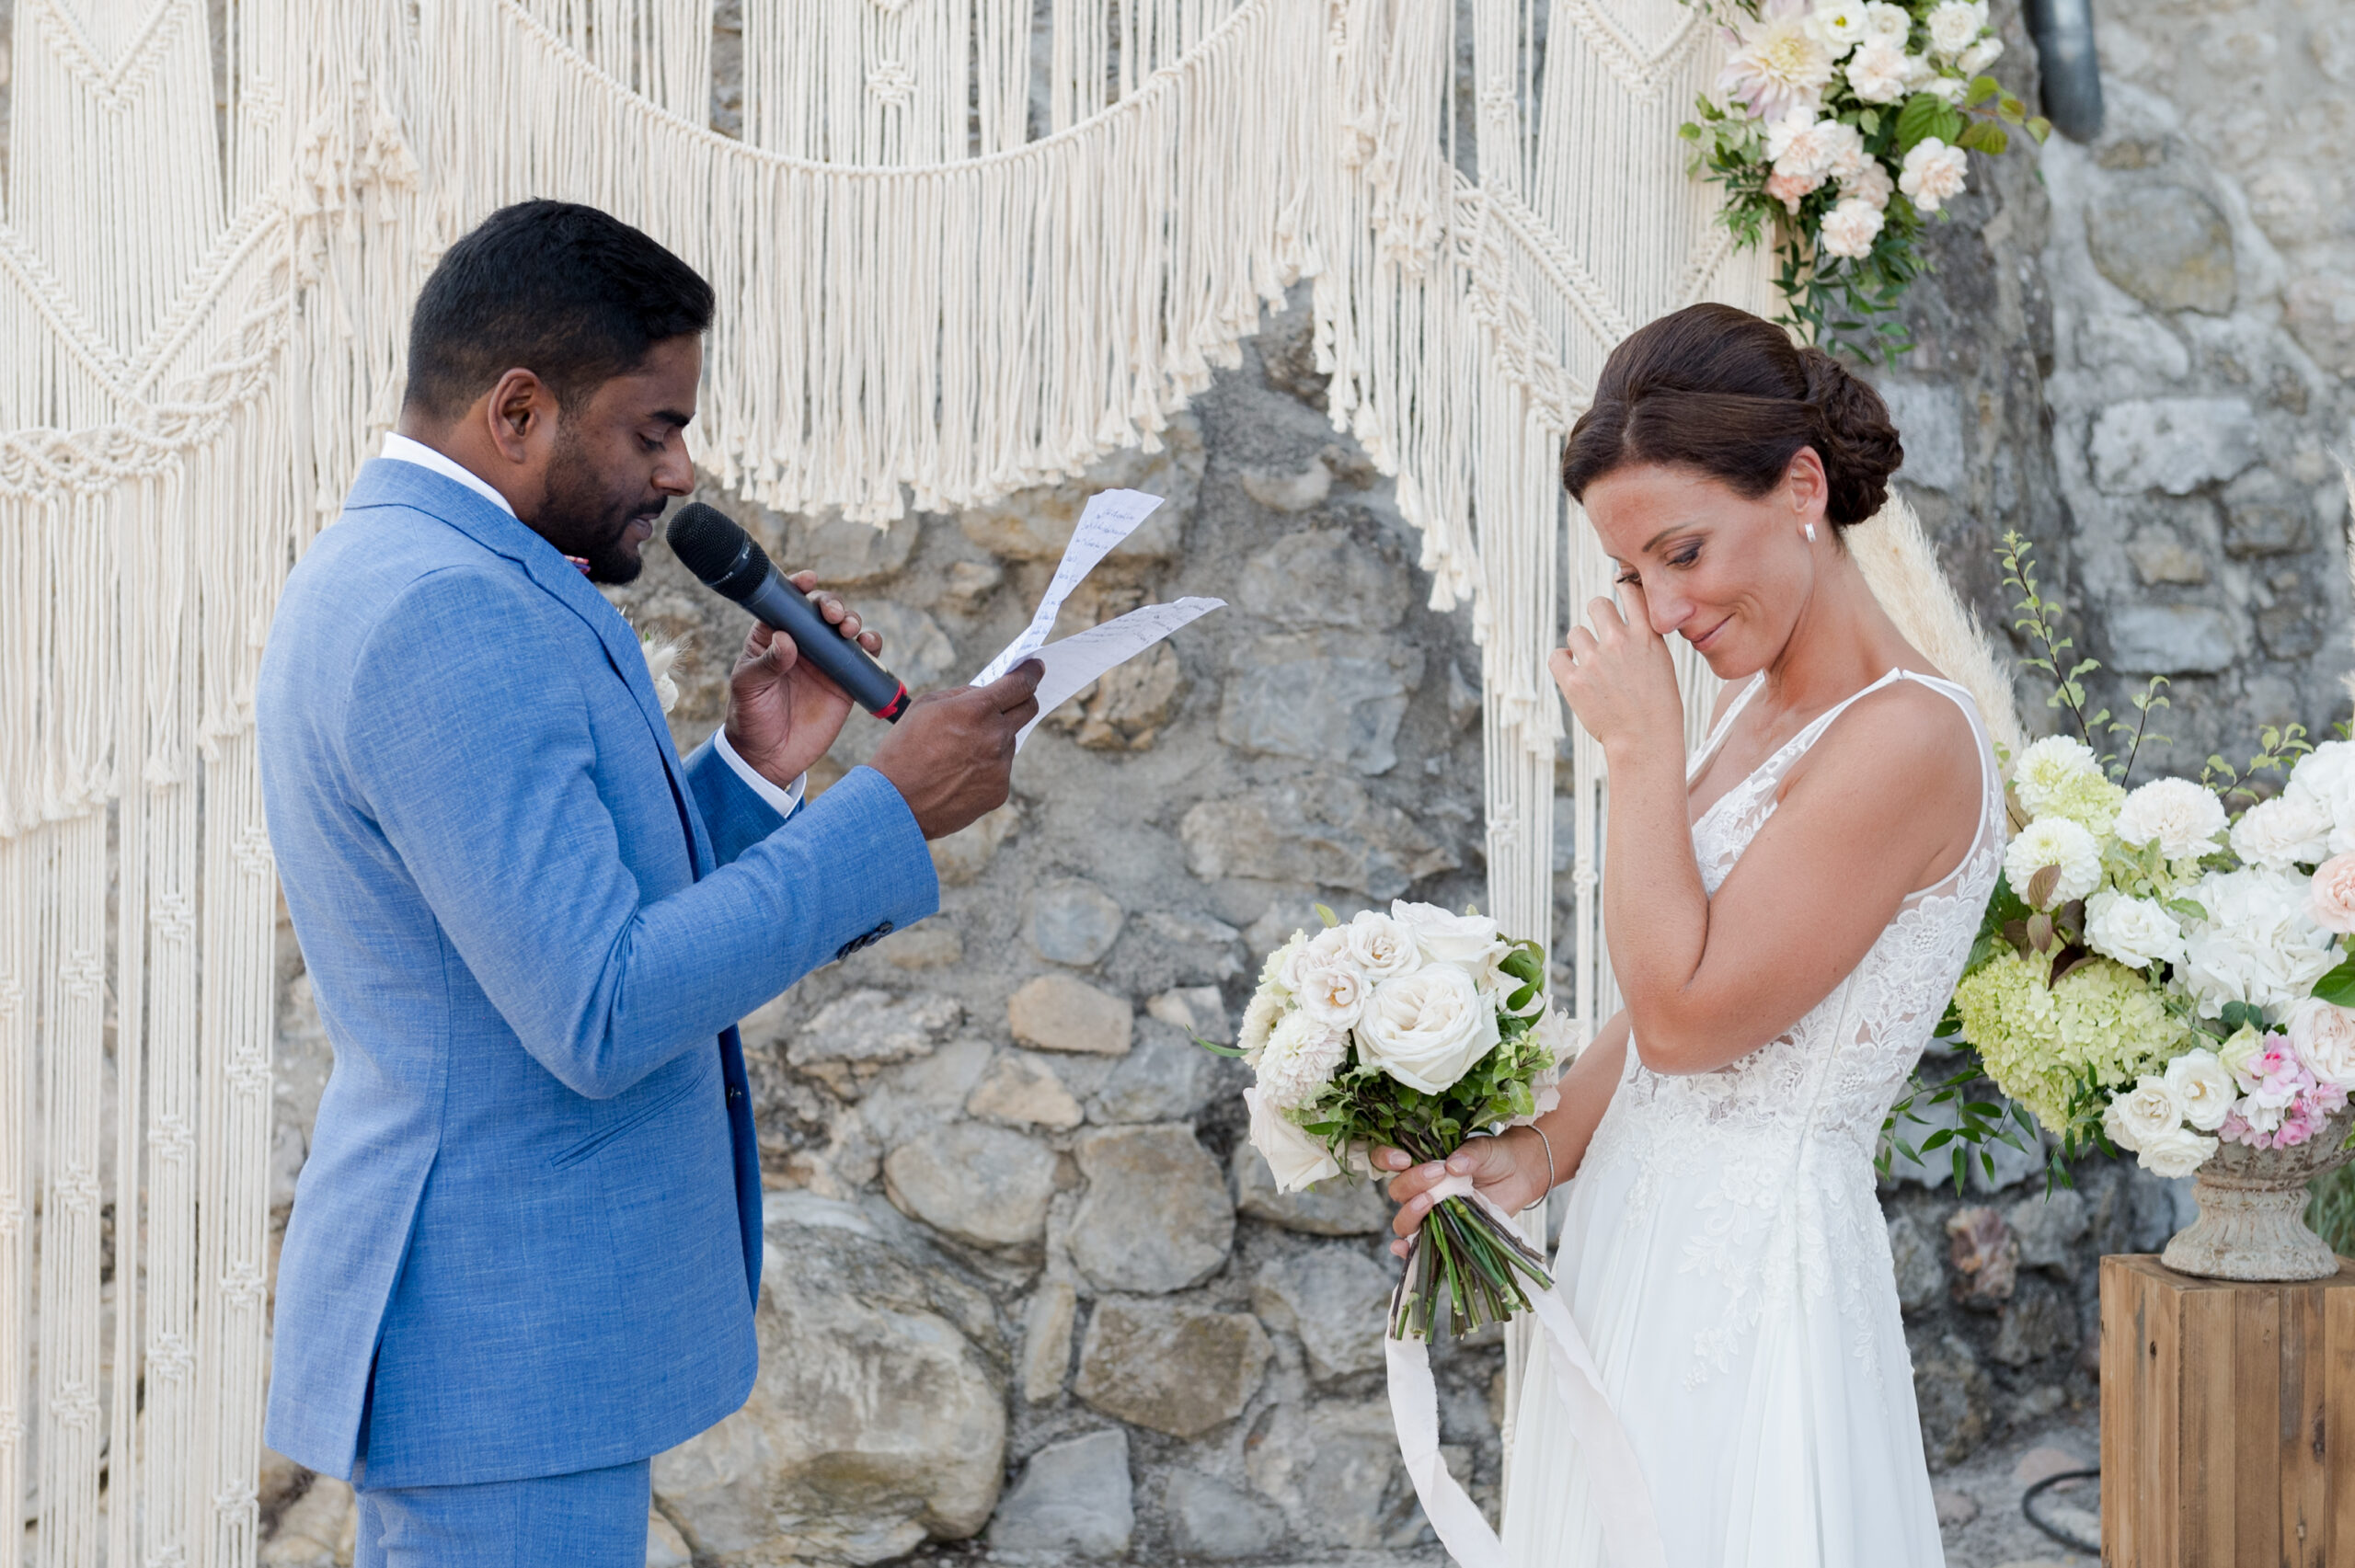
[1680,0,2051,360]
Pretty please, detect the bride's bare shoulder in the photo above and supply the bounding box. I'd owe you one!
[1802,674,1986,806]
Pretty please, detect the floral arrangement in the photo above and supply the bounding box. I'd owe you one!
[1226,900,1574,1338]
[1679,0,2049,359]
[1923,535,2355,1185]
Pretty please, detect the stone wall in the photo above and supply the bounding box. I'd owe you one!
[233,2,2348,1564]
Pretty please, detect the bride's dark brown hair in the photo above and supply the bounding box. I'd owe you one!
[1560,303,1903,532]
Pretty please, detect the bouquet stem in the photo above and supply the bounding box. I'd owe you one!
[1388,1187,1555,1341]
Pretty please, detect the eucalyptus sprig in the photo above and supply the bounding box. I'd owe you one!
[1998,531,2170,785]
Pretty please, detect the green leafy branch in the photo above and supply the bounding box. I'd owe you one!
[1999,531,2170,784]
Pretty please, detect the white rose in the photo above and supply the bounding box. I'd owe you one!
[2003,816,2103,906]
[1925,74,1969,103]
[1256,1010,1349,1109]
[1844,38,1913,102]
[2114,777,2229,862]
[1389,900,1507,968]
[1809,0,1869,55]
[1246,1086,1342,1192]
[1898,137,1970,212]
[2084,889,2184,970]
[1358,965,1501,1093]
[2180,866,2341,1017]
[2231,794,2334,870]
[1957,36,2003,73]
[2108,1074,2188,1150]
[2288,996,2355,1090]
[2013,735,2102,815]
[1925,0,1987,58]
[2163,1048,2238,1132]
[2138,1126,2220,1180]
[1345,910,1422,979]
[1842,158,1896,211]
[1860,1,1913,43]
[1293,956,1369,1031]
[1533,1006,1583,1067]
[1819,197,1887,258]
[1237,987,1282,1064]
[2287,740,2355,854]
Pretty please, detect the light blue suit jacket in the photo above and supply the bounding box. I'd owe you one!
[258,459,938,1488]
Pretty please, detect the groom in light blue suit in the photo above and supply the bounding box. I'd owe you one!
[258,201,1040,1565]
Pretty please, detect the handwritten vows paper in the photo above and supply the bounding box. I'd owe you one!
[967,488,1223,750]
[971,488,1167,685]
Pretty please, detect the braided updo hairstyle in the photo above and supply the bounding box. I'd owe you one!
[1560,303,1902,532]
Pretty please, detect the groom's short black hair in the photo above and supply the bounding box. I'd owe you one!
[403,200,714,420]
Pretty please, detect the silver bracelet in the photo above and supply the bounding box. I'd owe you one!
[1523,1122,1557,1195]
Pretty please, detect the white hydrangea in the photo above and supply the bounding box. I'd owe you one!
[1924,0,1988,58]
[1255,1011,1349,1110]
[2114,777,2228,862]
[2229,793,2333,870]
[2013,736,2103,818]
[2179,866,2341,1018]
[1818,198,1887,258]
[2084,889,2184,970]
[1898,138,1970,212]
[2003,817,2102,907]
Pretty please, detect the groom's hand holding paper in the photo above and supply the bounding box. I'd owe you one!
[870,663,1043,838]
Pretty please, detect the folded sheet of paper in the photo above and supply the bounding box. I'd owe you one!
[1013,597,1224,748]
[970,488,1166,686]
[966,487,1222,750]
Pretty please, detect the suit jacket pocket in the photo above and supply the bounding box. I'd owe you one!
[549,1074,703,1169]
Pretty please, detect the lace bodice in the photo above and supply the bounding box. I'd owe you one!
[1593,670,2003,1168]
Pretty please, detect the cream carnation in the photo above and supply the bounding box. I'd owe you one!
[1390,900,1506,968]
[1844,39,1913,103]
[2311,853,2355,933]
[2139,1125,2220,1179]
[2180,866,2341,1018]
[1358,965,1500,1093]
[1899,138,1970,212]
[1719,2,1837,120]
[1260,932,1307,993]
[1245,1086,1341,1191]
[1237,988,1282,1063]
[1256,1010,1349,1109]
[1345,910,1423,979]
[2232,794,2333,870]
[2163,1048,2238,1132]
[2287,996,2355,1090]
[2084,889,2184,970]
[2114,777,2228,862]
[2003,817,2102,907]
[1819,198,1887,259]
[1925,0,1988,58]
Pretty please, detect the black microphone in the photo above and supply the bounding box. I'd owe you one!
[665,502,912,721]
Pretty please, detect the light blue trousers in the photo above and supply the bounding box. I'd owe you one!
[353,1459,651,1568]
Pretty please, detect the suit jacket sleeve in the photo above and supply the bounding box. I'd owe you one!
[683,737,787,867]
[340,567,939,1098]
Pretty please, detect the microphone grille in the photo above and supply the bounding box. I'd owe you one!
[665,502,758,584]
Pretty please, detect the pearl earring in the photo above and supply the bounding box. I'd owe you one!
[1804,522,1817,543]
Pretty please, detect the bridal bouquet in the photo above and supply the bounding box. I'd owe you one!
[1679,0,2048,358]
[1934,536,2355,1182]
[1228,901,1574,1339]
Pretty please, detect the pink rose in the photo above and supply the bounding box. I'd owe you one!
[2311,853,2355,933]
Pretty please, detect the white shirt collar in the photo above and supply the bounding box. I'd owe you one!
[381,432,517,519]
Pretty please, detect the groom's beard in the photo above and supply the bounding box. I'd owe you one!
[536,421,669,585]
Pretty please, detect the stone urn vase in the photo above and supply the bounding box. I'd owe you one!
[2161,1109,2355,1281]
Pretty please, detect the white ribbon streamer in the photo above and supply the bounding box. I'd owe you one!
[1384,1183,1667,1568]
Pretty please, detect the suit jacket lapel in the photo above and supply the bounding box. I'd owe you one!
[343,459,717,876]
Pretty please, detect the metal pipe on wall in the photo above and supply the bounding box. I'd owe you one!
[2025,0,2104,142]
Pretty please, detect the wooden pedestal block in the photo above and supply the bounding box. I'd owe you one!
[2100,1254,2355,1567]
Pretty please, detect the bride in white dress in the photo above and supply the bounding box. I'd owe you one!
[1380,303,2002,1566]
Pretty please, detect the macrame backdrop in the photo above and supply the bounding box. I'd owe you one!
[1,0,1768,1556]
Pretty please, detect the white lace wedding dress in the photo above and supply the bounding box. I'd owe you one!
[1500,669,2002,1567]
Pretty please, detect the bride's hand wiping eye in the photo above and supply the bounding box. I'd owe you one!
[1548,579,1683,761]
